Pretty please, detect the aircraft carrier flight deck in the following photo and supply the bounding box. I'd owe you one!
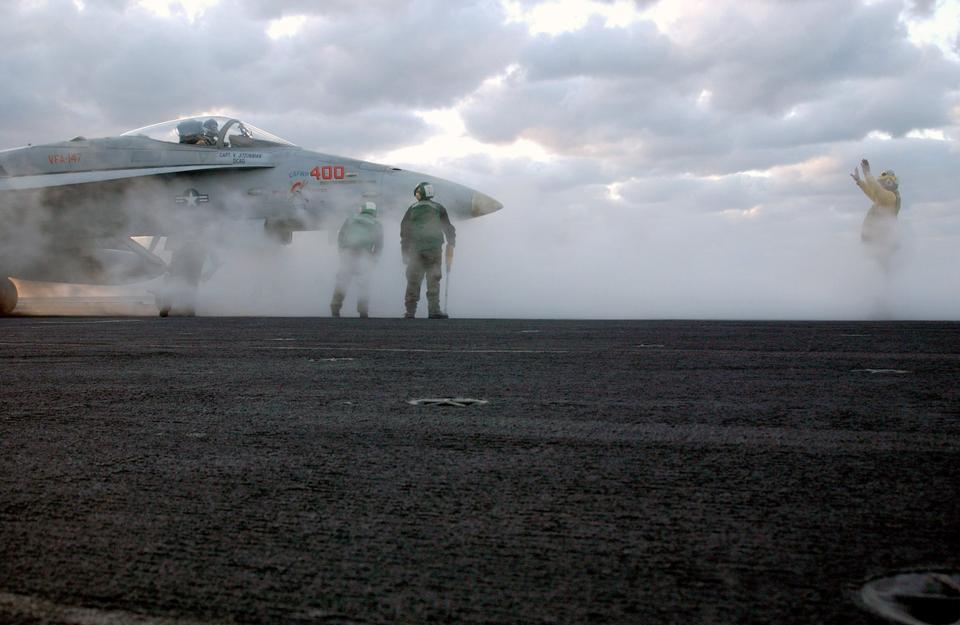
[1,318,958,625]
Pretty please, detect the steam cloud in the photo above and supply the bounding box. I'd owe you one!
[14,171,957,320]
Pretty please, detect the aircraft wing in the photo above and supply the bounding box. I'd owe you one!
[0,162,274,192]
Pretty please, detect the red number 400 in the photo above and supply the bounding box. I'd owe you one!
[310,165,345,180]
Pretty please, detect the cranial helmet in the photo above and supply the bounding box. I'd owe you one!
[177,119,203,140]
[414,182,434,199]
[201,119,219,140]
[361,201,377,216]
[878,169,899,191]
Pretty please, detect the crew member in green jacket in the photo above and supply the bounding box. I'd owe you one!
[400,182,456,319]
[331,201,383,318]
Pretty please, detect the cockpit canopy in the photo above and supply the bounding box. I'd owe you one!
[121,116,296,149]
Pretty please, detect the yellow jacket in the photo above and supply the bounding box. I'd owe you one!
[857,173,900,244]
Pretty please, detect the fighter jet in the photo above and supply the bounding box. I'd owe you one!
[0,115,503,316]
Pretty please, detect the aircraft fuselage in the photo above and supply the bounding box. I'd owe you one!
[0,119,501,287]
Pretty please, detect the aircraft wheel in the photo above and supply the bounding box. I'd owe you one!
[0,278,18,316]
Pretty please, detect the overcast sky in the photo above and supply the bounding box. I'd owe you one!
[3,0,959,319]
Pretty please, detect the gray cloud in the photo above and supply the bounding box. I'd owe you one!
[233,0,408,19]
[0,0,522,148]
[1,0,958,319]
[461,0,960,178]
[249,109,430,155]
[281,2,526,114]
[682,0,915,114]
[907,0,937,17]
[520,16,674,81]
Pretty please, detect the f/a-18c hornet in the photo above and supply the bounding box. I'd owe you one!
[0,115,502,316]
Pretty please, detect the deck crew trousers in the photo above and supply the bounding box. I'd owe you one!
[404,248,443,315]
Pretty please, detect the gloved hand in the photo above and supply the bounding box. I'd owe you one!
[445,244,455,268]
[860,159,871,176]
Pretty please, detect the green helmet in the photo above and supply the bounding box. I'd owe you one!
[414,182,434,200]
[360,201,377,216]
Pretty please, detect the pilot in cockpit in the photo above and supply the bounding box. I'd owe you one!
[177,119,218,146]
[198,119,218,145]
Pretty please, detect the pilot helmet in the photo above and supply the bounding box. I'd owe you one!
[414,182,434,200]
[177,119,203,141]
[360,201,377,216]
[202,118,219,136]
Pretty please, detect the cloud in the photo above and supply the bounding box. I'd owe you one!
[462,0,960,179]
[520,16,675,81]
[907,0,937,17]
[0,0,524,148]
[1,0,958,319]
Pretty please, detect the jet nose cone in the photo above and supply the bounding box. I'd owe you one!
[471,192,503,217]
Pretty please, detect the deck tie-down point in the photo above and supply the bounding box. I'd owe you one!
[407,397,489,407]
